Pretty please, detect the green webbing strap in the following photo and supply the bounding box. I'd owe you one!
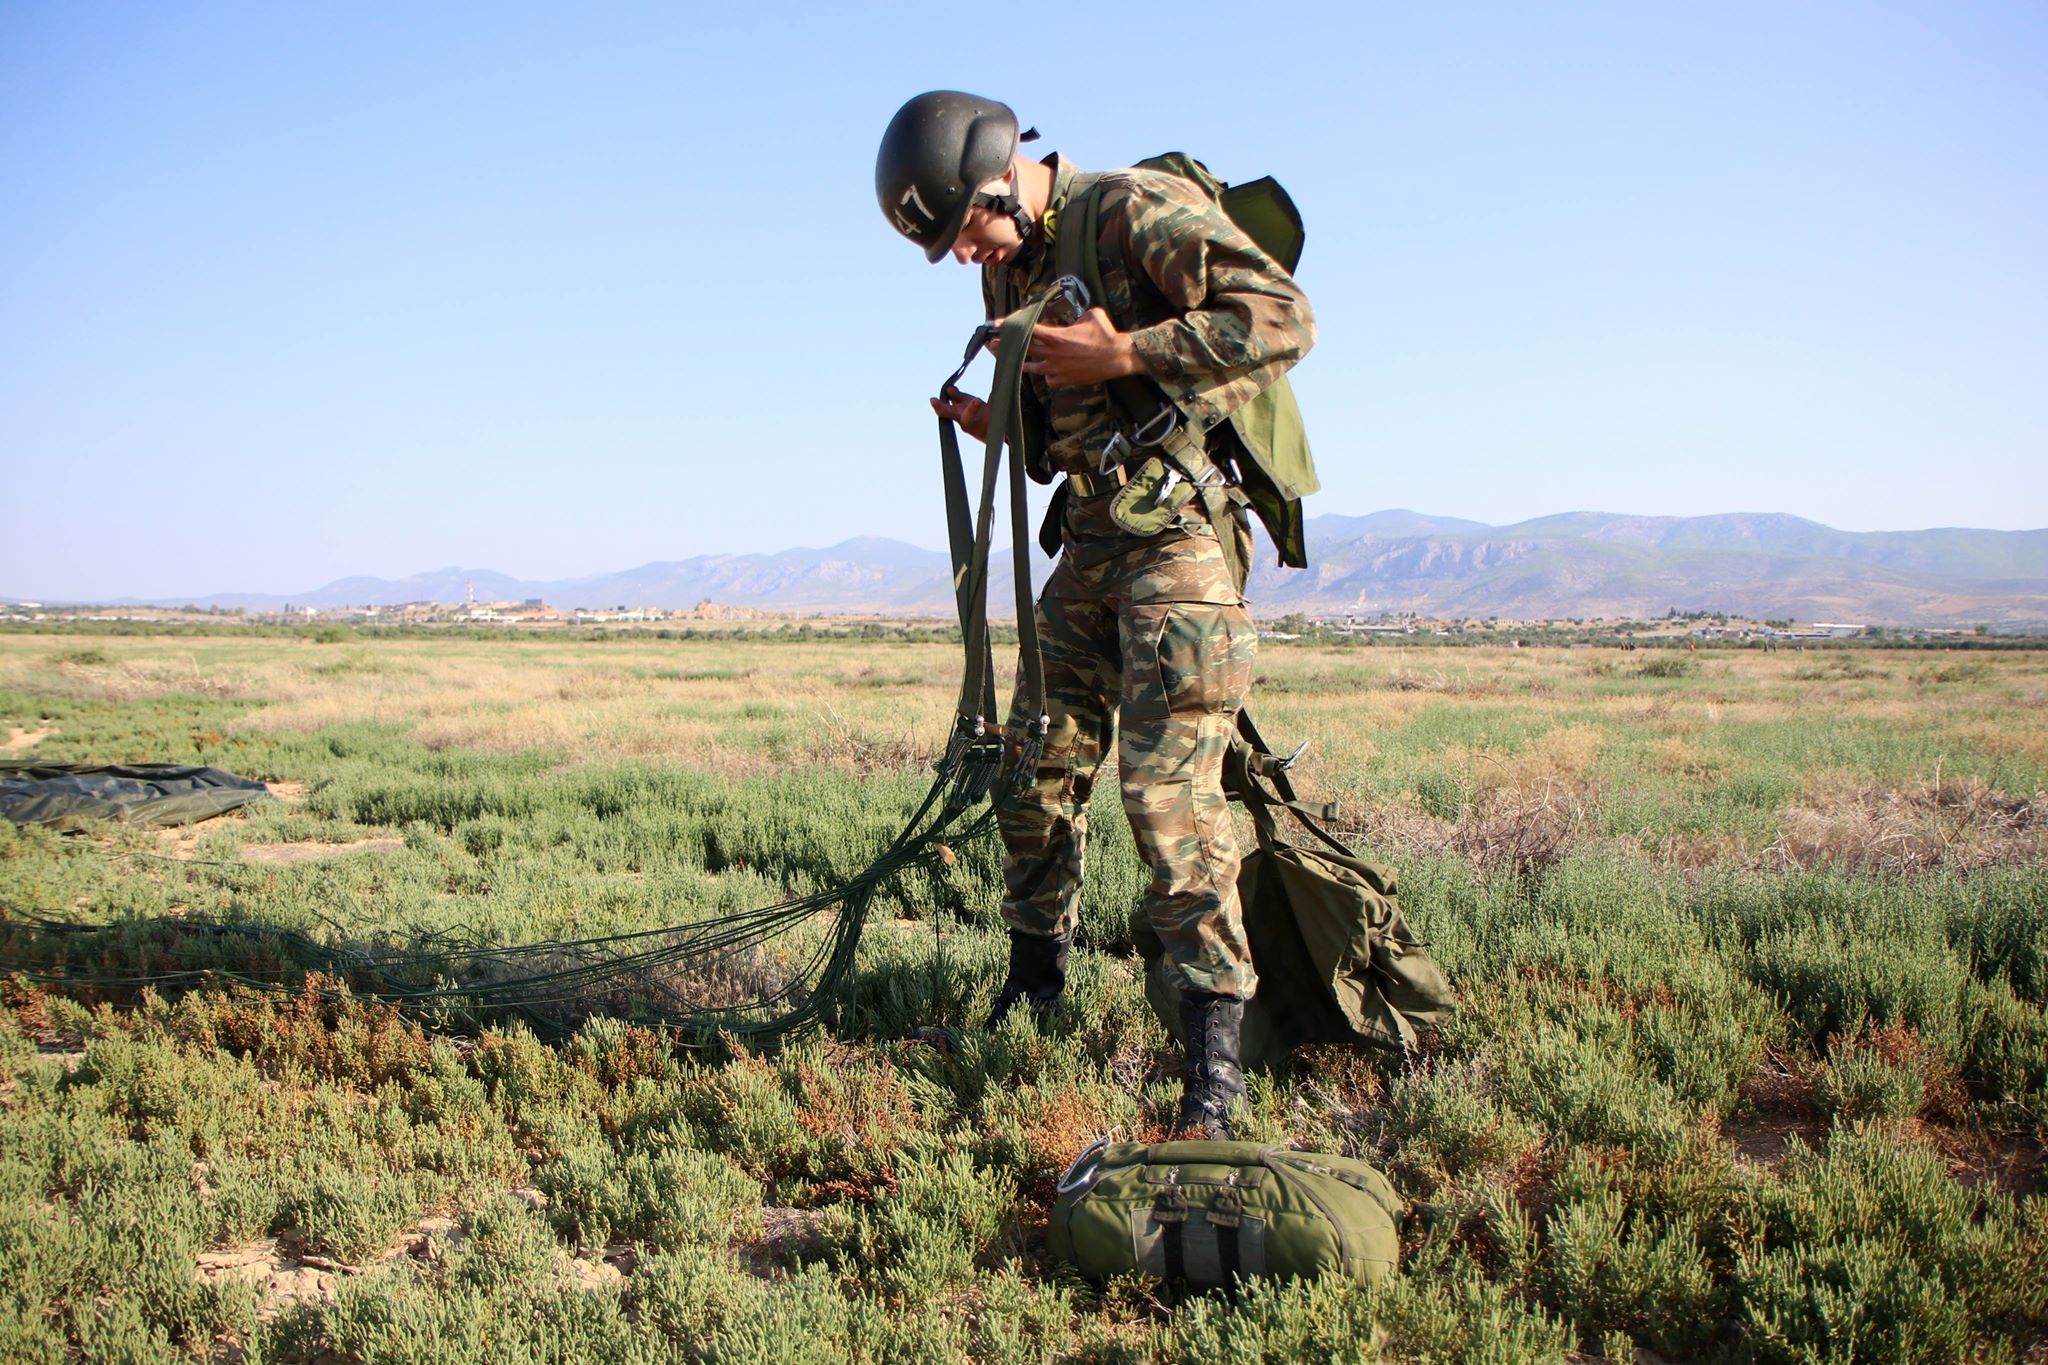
[1155,1187,1189,1282]
[1212,1186,1245,1284]
[1058,173,1108,306]
[938,408,999,725]
[1231,709,1353,858]
[1217,1218,1242,1284]
[950,295,1055,741]
[1196,479,1250,598]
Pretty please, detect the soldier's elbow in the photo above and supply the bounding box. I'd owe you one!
[1293,296,1318,358]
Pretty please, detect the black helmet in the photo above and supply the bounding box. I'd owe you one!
[876,91,1033,263]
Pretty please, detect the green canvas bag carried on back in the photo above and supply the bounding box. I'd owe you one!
[1048,1139,1402,1290]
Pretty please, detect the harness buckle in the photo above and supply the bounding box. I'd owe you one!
[940,323,997,401]
[1098,431,1131,475]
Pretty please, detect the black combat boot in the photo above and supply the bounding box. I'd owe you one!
[1174,991,1248,1139]
[984,929,1069,1029]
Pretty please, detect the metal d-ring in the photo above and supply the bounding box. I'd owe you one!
[1055,1132,1117,1195]
[1131,404,1180,447]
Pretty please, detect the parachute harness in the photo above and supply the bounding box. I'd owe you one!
[0,293,1070,1046]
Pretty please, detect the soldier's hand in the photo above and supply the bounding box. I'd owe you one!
[932,390,990,443]
[1023,307,1143,389]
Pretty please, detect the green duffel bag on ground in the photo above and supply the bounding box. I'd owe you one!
[1047,1140,1403,1290]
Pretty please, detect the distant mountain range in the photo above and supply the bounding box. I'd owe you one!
[1252,511,2048,627]
[59,511,2048,627]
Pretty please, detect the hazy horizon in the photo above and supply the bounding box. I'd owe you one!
[7,505,2044,609]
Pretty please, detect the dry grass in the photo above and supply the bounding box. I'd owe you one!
[7,633,2045,881]
[1334,782,1596,881]
[1759,775,2047,874]
[14,654,263,702]
[1651,736,1721,778]
[1381,667,1508,696]
[1323,724,1605,878]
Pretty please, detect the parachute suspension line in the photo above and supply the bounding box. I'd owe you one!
[0,300,1060,1047]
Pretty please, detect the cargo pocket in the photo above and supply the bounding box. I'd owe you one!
[1153,603,1256,718]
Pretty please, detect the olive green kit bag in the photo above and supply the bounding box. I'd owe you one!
[1048,1139,1402,1289]
[1136,715,1458,1072]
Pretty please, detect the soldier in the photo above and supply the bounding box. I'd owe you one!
[876,91,1315,1138]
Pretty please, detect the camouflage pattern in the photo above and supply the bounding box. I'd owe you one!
[999,496,1260,997]
[983,154,1314,999]
[984,155,1318,475]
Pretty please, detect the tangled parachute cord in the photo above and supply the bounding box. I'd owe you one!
[0,714,1036,1043]
[0,297,1065,1044]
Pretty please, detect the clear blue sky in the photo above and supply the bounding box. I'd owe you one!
[3,1,2043,600]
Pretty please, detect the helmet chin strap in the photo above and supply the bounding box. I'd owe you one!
[972,169,1035,246]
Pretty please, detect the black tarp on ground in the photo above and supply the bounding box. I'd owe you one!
[0,762,273,832]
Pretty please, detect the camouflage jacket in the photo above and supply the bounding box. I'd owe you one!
[983,154,1317,478]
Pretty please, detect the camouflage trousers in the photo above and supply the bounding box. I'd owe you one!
[999,492,1259,999]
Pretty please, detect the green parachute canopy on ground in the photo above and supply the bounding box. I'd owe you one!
[0,761,274,832]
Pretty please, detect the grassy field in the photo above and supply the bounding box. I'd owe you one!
[1,629,2044,1362]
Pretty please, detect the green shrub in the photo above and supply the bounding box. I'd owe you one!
[1383,1058,1543,1184]
[855,1148,1019,1291]
[1817,1035,1928,1124]
[1535,1154,1723,1355]
[537,1140,761,1250]
[1733,1123,2045,1359]
[284,1166,429,1263]
[1414,769,1466,822]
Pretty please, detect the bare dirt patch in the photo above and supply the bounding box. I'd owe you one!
[394,1213,463,1262]
[147,824,222,862]
[1902,1120,2046,1199]
[1723,1053,1825,1173]
[196,1213,468,1324]
[567,1244,638,1292]
[267,780,309,804]
[196,1239,339,1316]
[242,838,405,865]
[3,725,57,752]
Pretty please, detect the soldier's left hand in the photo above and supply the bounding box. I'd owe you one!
[1023,307,1144,389]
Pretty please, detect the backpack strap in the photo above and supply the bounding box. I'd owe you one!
[1226,709,1359,860]
[1054,172,1108,306]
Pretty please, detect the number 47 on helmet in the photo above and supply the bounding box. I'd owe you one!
[875,90,1039,263]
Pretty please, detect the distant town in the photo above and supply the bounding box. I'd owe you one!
[0,580,769,627]
[0,582,2011,646]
